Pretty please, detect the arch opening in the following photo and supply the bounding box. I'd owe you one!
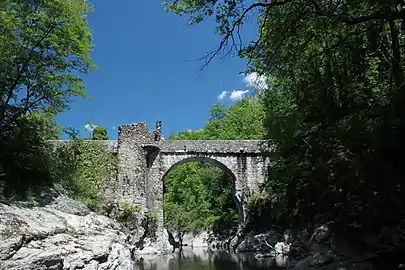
[162,156,242,243]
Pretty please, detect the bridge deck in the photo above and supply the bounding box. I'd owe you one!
[49,139,271,154]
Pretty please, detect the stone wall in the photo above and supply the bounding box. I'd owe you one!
[49,122,271,253]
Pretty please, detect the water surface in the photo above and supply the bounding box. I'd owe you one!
[135,248,287,270]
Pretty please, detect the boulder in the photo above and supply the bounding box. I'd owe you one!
[236,230,283,253]
[0,195,135,270]
[275,242,290,255]
[182,230,211,248]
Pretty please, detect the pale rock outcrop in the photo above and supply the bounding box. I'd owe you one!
[182,230,211,248]
[0,192,135,270]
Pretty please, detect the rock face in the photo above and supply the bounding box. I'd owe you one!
[182,231,211,248]
[0,193,135,270]
[236,230,284,253]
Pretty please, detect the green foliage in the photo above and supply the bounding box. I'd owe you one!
[0,0,95,134]
[246,191,272,231]
[166,0,405,231]
[170,98,266,140]
[164,162,237,232]
[53,140,118,211]
[0,113,61,199]
[255,2,405,229]
[116,200,141,224]
[0,113,117,212]
[165,98,266,233]
[92,126,109,140]
[0,0,96,203]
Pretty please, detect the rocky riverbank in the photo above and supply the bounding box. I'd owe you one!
[167,222,405,270]
[0,188,136,270]
[2,188,405,270]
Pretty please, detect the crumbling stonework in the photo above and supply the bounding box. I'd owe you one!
[50,121,271,253]
[113,122,271,252]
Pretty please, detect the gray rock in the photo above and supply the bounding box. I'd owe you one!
[293,252,334,270]
[50,196,90,216]
[236,230,283,253]
[0,195,135,270]
[230,235,241,250]
[182,230,211,248]
[274,242,290,255]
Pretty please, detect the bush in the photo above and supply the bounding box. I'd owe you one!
[0,113,60,199]
[92,126,109,140]
[0,116,118,212]
[116,200,141,224]
[53,140,118,212]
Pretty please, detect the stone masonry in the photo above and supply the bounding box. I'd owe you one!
[51,122,271,252]
[111,122,271,252]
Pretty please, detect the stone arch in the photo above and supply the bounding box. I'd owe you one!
[161,154,244,222]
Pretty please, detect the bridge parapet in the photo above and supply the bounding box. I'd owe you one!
[49,139,272,155]
[159,140,271,154]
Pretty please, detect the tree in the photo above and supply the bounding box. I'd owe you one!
[92,126,109,140]
[0,0,94,198]
[165,0,405,231]
[209,103,228,121]
[169,98,266,140]
[0,112,61,197]
[0,0,95,136]
[203,98,266,140]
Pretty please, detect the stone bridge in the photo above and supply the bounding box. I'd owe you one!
[54,122,271,251]
[109,122,271,250]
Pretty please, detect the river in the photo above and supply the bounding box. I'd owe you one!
[135,248,287,270]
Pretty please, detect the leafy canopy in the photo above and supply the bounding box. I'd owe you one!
[0,0,95,133]
[165,0,405,230]
[169,98,266,140]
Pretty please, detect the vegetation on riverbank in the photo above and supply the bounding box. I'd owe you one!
[165,0,405,233]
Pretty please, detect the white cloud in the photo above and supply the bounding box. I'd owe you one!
[217,89,250,101]
[112,126,117,130]
[243,72,268,90]
[217,72,267,102]
[218,90,229,100]
[230,90,249,101]
[84,123,97,132]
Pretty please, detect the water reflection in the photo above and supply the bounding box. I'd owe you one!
[135,248,286,270]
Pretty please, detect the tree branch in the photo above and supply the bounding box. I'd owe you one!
[311,1,403,25]
[198,0,290,70]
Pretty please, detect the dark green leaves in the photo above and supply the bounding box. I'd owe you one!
[166,0,405,230]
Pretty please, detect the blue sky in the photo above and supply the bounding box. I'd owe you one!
[57,1,264,139]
